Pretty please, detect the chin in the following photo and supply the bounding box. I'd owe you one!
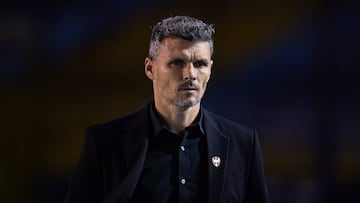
[174,98,200,109]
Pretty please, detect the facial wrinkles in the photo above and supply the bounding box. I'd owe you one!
[163,39,210,61]
[181,43,208,62]
[178,45,210,91]
[153,39,212,109]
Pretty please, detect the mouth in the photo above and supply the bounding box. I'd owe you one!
[179,86,198,91]
[178,81,200,93]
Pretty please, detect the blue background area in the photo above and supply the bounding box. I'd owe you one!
[1,0,359,202]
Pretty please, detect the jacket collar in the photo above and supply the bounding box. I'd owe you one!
[149,101,205,136]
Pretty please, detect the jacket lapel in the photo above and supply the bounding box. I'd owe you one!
[121,107,150,173]
[203,110,229,203]
[103,105,151,202]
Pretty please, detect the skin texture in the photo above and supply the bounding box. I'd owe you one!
[145,38,213,134]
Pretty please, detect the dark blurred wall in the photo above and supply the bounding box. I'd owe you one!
[1,0,359,202]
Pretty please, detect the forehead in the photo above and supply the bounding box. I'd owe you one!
[157,38,211,59]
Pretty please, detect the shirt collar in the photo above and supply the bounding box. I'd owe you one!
[150,102,205,136]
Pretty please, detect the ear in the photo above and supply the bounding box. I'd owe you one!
[208,59,213,80]
[144,57,154,80]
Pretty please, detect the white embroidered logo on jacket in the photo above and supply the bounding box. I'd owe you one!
[211,156,221,167]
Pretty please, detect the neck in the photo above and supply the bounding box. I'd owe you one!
[154,101,200,134]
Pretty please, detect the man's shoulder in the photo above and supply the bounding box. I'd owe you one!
[204,109,253,131]
[203,109,258,154]
[87,104,149,134]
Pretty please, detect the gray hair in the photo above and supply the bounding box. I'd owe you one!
[148,16,215,59]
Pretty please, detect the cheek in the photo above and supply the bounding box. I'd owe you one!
[159,72,179,88]
[200,73,211,87]
[153,68,182,94]
[154,74,173,94]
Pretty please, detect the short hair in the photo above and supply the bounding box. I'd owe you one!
[148,15,215,59]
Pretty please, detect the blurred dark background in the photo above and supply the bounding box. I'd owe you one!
[1,0,359,202]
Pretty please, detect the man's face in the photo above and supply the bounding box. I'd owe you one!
[145,38,213,110]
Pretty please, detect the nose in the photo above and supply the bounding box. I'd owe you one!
[182,64,196,81]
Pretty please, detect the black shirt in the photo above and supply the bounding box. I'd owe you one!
[131,104,208,203]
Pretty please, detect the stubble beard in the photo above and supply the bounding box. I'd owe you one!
[172,80,204,110]
[173,96,200,110]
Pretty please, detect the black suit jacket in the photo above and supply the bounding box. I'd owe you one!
[65,103,269,203]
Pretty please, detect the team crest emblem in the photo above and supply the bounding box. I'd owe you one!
[211,156,221,167]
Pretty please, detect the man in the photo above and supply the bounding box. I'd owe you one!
[65,15,269,203]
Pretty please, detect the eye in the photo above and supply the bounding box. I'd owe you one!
[169,59,185,67]
[193,60,208,68]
